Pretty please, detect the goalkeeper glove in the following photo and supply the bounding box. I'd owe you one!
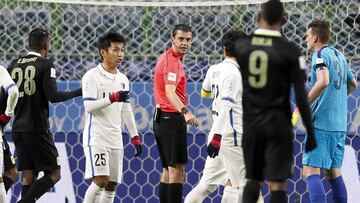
[109,91,129,103]
[291,107,301,127]
[207,134,221,158]
[0,114,11,129]
[131,135,142,157]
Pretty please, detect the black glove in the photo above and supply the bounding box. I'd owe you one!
[109,91,129,103]
[305,132,317,153]
[131,135,142,157]
[207,134,221,158]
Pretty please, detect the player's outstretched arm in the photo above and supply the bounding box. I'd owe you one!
[121,103,142,157]
[347,68,357,95]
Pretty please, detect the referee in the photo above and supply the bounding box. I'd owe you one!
[153,24,199,203]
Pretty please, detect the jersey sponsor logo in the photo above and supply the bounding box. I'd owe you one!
[50,68,56,78]
[299,56,306,70]
[167,72,177,82]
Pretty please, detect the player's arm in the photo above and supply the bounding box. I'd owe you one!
[42,61,82,103]
[200,66,213,98]
[121,102,142,157]
[308,69,329,104]
[347,67,357,95]
[291,56,316,152]
[207,74,238,158]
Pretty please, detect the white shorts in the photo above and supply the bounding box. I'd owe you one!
[199,144,246,188]
[84,146,123,183]
[0,142,3,175]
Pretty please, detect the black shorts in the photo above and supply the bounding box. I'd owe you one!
[2,136,16,170]
[153,111,187,168]
[242,113,293,182]
[12,132,60,172]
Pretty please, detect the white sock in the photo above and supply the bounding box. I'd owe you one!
[0,183,6,203]
[221,186,239,203]
[184,183,217,203]
[83,182,104,203]
[100,190,115,203]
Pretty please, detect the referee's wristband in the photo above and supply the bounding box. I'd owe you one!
[180,107,189,115]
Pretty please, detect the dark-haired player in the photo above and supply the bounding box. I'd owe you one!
[234,0,317,202]
[4,28,82,202]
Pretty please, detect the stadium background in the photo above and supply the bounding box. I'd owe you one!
[0,0,359,202]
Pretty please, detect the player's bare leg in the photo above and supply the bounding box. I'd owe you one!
[303,165,325,203]
[21,170,37,196]
[168,164,185,203]
[3,167,18,192]
[324,168,347,203]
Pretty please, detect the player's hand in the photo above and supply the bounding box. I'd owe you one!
[291,107,301,127]
[305,133,317,153]
[109,91,129,103]
[131,135,142,157]
[0,114,11,128]
[207,134,221,158]
[184,111,199,127]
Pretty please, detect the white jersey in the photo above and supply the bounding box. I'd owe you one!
[82,64,137,149]
[203,59,243,146]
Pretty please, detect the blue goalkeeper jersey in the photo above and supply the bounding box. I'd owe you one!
[310,45,354,132]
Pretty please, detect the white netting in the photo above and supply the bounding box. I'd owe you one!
[1,0,359,202]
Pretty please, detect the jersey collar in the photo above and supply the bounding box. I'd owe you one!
[223,58,239,69]
[97,63,118,81]
[254,29,282,37]
[168,48,182,59]
[27,51,41,57]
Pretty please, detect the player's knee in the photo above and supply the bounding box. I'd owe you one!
[324,169,341,180]
[168,166,184,183]
[4,168,18,182]
[185,183,216,203]
[46,169,61,184]
[104,181,117,191]
[93,176,110,188]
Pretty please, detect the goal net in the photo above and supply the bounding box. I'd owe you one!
[0,0,359,202]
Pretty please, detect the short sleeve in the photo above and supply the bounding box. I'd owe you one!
[163,55,179,85]
[313,52,329,73]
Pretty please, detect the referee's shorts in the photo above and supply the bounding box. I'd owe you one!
[153,110,187,168]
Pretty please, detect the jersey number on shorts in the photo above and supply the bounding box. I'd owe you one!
[249,50,268,88]
[94,153,106,166]
[11,66,36,97]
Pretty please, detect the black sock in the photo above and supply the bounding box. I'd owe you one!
[159,182,168,203]
[168,183,183,203]
[270,190,287,203]
[19,175,54,203]
[21,185,31,197]
[3,176,13,192]
[243,180,261,203]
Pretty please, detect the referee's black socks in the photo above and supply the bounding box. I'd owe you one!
[3,176,13,192]
[168,183,183,203]
[270,190,287,203]
[243,180,261,203]
[159,182,168,203]
[18,175,54,203]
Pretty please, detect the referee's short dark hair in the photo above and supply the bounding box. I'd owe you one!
[222,30,245,57]
[308,20,331,44]
[28,28,50,51]
[98,32,126,51]
[172,24,192,38]
[261,0,286,25]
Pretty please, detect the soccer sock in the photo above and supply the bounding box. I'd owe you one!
[329,176,347,203]
[184,183,216,203]
[167,183,183,203]
[221,186,239,203]
[99,190,116,203]
[83,182,104,203]
[21,185,31,197]
[0,183,6,203]
[19,175,54,203]
[159,182,168,203]
[270,190,287,203]
[3,176,13,192]
[306,174,326,203]
[243,180,261,203]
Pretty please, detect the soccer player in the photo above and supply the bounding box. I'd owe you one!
[153,24,199,203]
[0,64,19,202]
[234,0,317,202]
[82,32,142,203]
[185,30,249,203]
[297,20,357,203]
[5,28,82,203]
